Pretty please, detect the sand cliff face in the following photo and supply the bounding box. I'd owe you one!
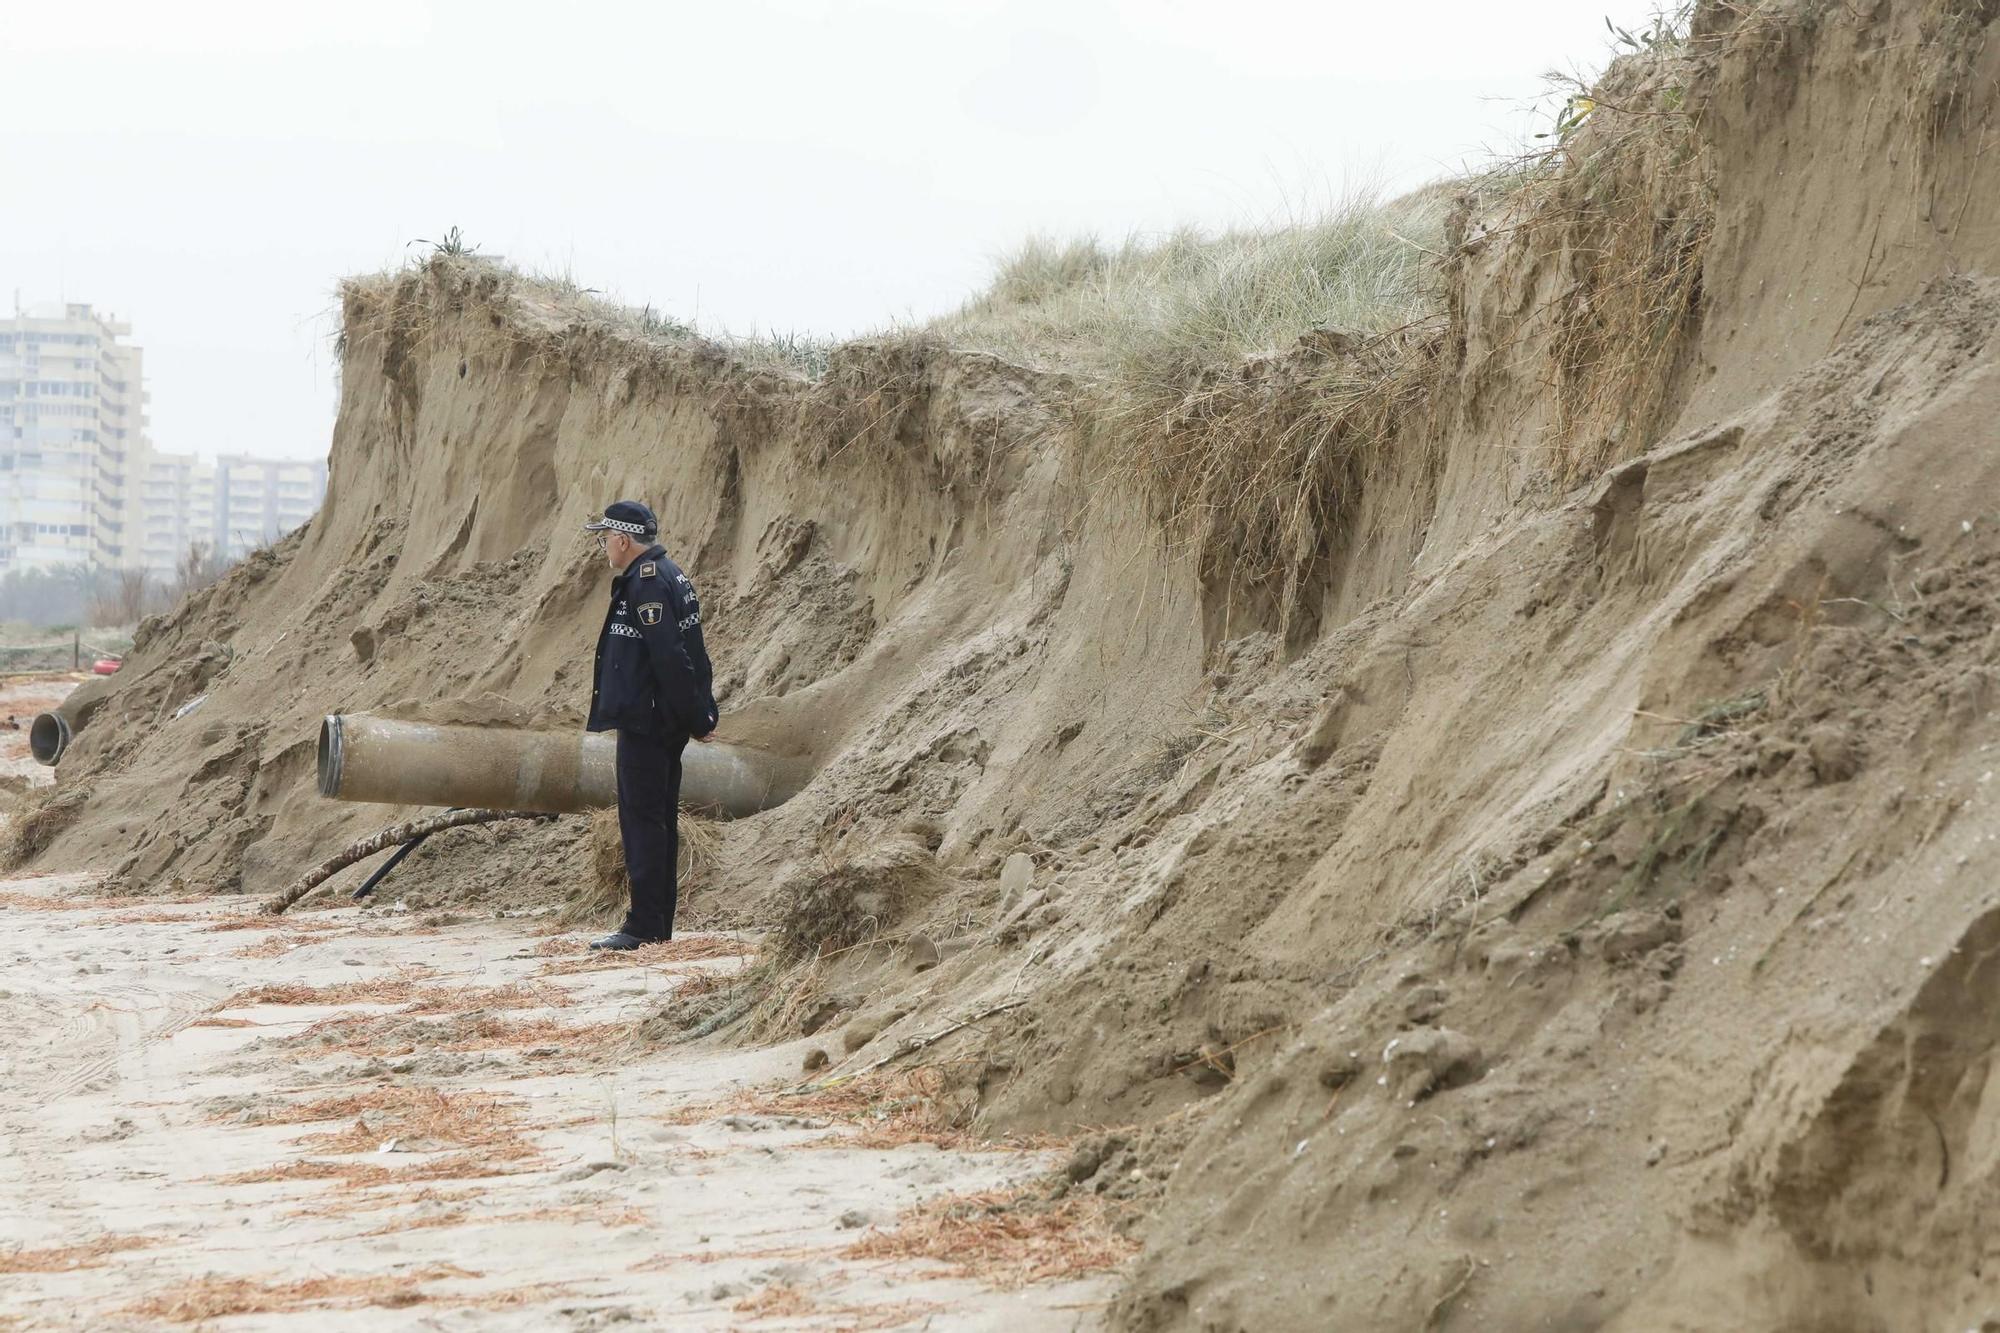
[26,1,2000,1326]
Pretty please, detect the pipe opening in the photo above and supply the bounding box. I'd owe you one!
[29,712,71,766]
[317,715,343,798]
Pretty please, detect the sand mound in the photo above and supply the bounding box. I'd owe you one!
[20,1,2000,1325]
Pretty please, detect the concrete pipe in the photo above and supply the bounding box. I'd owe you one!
[29,675,120,766]
[316,714,808,818]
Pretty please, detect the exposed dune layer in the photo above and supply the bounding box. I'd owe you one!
[22,1,2000,1327]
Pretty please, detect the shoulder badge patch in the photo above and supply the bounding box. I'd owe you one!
[637,602,664,626]
[637,561,657,578]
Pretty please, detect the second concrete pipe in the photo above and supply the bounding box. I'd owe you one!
[317,714,807,818]
[28,674,121,766]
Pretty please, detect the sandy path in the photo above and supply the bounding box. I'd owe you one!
[0,876,1111,1330]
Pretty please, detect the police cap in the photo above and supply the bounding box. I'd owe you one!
[583,500,658,537]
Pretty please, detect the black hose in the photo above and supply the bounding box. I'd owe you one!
[351,833,433,901]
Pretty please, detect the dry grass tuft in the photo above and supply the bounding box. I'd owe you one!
[288,1009,627,1060]
[0,888,148,912]
[221,974,435,1009]
[431,1013,626,1055]
[631,1241,833,1272]
[283,1185,482,1222]
[0,1233,154,1274]
[660,1067,1053,1152]
[733,1282,817,1319]
[223,975,569,1026]
[537,933,755,976]
[231,935,313,959]
[632,966,755,1040]
[102,908,203,924]
[770,835,944,962]
[213,1148,537,1191]
[207,913,347,934]
[0,784,91,869]
[227,1086,443,1127]
[355,1203,647,1238]
[212,1158,385,1187]
[805,1297,947,1331]
[190,1016,261,1029]
[399,981,575,1013]
[283,1087,531,1157]
[460,1280,587,1310]
[559,806,720,928]
[123,1265,478,1322]
[844,1187,1136,1287]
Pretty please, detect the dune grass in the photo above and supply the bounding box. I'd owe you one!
[911,186,1460,595]
[931,185,1453,387]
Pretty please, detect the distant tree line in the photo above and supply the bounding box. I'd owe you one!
[0,541,234,629]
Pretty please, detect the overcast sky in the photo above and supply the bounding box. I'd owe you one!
[4,0,1658,462]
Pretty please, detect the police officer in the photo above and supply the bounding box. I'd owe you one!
[582,500,719,950]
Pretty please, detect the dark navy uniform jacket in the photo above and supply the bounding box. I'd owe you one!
[587,545,718,739]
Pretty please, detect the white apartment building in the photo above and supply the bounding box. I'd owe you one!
[211,453,327,562]
[2,303,327,584]
[0,303,148,573]
[135,449,217,578]
[131,451,327,576]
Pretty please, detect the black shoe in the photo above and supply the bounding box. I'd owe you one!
[589,931,648,951]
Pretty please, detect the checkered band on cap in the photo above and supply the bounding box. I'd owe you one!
[585,498,658,536]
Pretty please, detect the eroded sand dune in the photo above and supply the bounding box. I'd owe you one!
[12,1,2000,1328]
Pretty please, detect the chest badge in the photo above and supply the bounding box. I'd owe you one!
[637,602,664,626]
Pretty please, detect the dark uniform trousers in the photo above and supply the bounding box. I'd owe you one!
[589,540,716,942]
[614,729,689,938]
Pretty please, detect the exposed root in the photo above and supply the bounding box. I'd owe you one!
[263,808,554,915]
